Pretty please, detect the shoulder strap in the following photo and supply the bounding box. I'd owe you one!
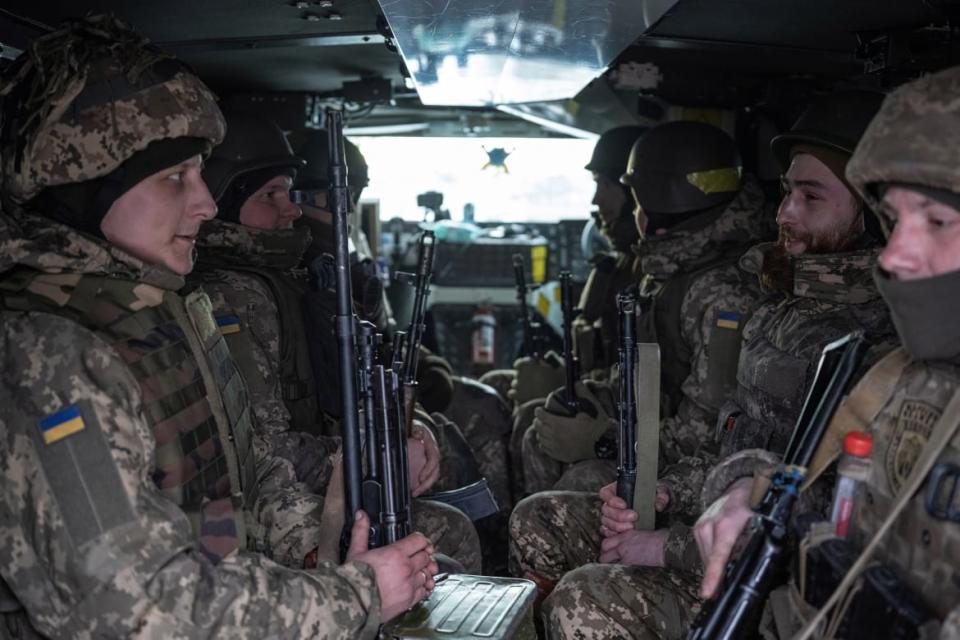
[794,381,960,640]
[802,347,911,490]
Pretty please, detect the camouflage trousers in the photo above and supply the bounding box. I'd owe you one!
[509,490,600,582]
[543,564,702,639]
[413,498,482,574]
[445,376,514,510]
[521,425,618,495]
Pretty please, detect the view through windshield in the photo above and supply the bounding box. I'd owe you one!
[354,136,597,223]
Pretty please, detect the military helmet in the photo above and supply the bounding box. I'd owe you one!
[295,130,370,197]
[770,90,885,172]
[202,112,305,202]
[847,67,960,232]
[584,125,647,182]
[620,120,741,215]
[0,15,225,204]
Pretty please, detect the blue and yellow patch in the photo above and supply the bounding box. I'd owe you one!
[716,310,741,330]
[38,405,86,445]
[216,314,241,336]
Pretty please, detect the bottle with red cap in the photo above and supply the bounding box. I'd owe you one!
[829,431,874,537]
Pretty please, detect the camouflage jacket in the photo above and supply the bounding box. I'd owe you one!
[0,212,379,638]
[637,178,772,424]
[657,240,895,574]
[637,176,772,463]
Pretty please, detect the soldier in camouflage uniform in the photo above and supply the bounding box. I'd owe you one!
[191,113,482,573]
[520,121,773,495]
[0,17,437,637]
[693,67,960,640]
[540,92,898,639]
[509,121,771,610]
[479,125,647,497]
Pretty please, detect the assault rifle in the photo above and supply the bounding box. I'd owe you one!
[395,230,436,431]
[558,271,593,415]
[615,289,638,506]
[326,109,364,545]
[687,330,868,640]
[512,253,545,359]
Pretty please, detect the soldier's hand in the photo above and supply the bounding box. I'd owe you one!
[409,421,440,496]
[693,477,754,600]
[598,482,670,537]
[509,351,566,405]
[598,528,669,566]
[534,395,614,463]
[346,511,439,621]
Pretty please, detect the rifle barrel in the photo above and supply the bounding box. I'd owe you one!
[327,109,363,527]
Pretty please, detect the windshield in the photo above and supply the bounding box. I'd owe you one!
[354,136,597,223]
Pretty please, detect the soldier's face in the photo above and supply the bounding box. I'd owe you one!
[878,186,960,281]
[591,173,627,231]
[100,155,216,275]
[776,154,862,255]
[239,175,302,230]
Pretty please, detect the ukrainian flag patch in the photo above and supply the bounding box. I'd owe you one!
[38,405,86,445]
[216,314,241,336]
[716,310,741,330]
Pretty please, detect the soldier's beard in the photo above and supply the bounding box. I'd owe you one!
[760,216,864,294]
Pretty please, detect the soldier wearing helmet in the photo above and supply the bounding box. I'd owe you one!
[537,92,899,639]
[507,119,772,618]
[190,112,482,574]
[690,69,960,640]
[293,129,514,571]
[0,17,436,637]
[518,121,771,492]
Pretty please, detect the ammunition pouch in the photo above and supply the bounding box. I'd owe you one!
[422,479,499,522]
[769,515,938,640]
[383,574,537,639]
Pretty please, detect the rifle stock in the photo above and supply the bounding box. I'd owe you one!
[687,330,868,640]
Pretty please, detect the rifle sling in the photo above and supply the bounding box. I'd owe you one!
[793,378,960,640]
[801,348,910,492]
[633,342,660,531]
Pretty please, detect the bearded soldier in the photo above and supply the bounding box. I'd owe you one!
[694,67,960,640]
[0,17,436,637]
[191,112,482,573]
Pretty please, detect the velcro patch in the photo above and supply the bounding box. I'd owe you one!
[716,310,741,330]
[215,314,241,336]
[38,404,86,445]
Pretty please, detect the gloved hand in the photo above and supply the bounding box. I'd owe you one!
[509,350,566,405]
[534,381,616,463]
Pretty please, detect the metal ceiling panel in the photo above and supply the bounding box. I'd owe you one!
[377,0,678,106]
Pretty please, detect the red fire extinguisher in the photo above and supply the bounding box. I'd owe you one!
[471,304,496,366]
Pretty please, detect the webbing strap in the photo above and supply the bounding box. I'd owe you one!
[793,384,960,640]
[802,348,910,492]
[633,342,660,531]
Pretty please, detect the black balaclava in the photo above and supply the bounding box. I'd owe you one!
[36,137,209,238]
[216,166,298,224]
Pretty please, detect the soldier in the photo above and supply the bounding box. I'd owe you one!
[0,17,435,637]
[521,120,773,495]
[509,119,772,610]
[692,66,960,640]
[538,91,897,638]
[191,112,482,573]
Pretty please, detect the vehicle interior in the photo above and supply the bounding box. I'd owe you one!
[2,0,957,376]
